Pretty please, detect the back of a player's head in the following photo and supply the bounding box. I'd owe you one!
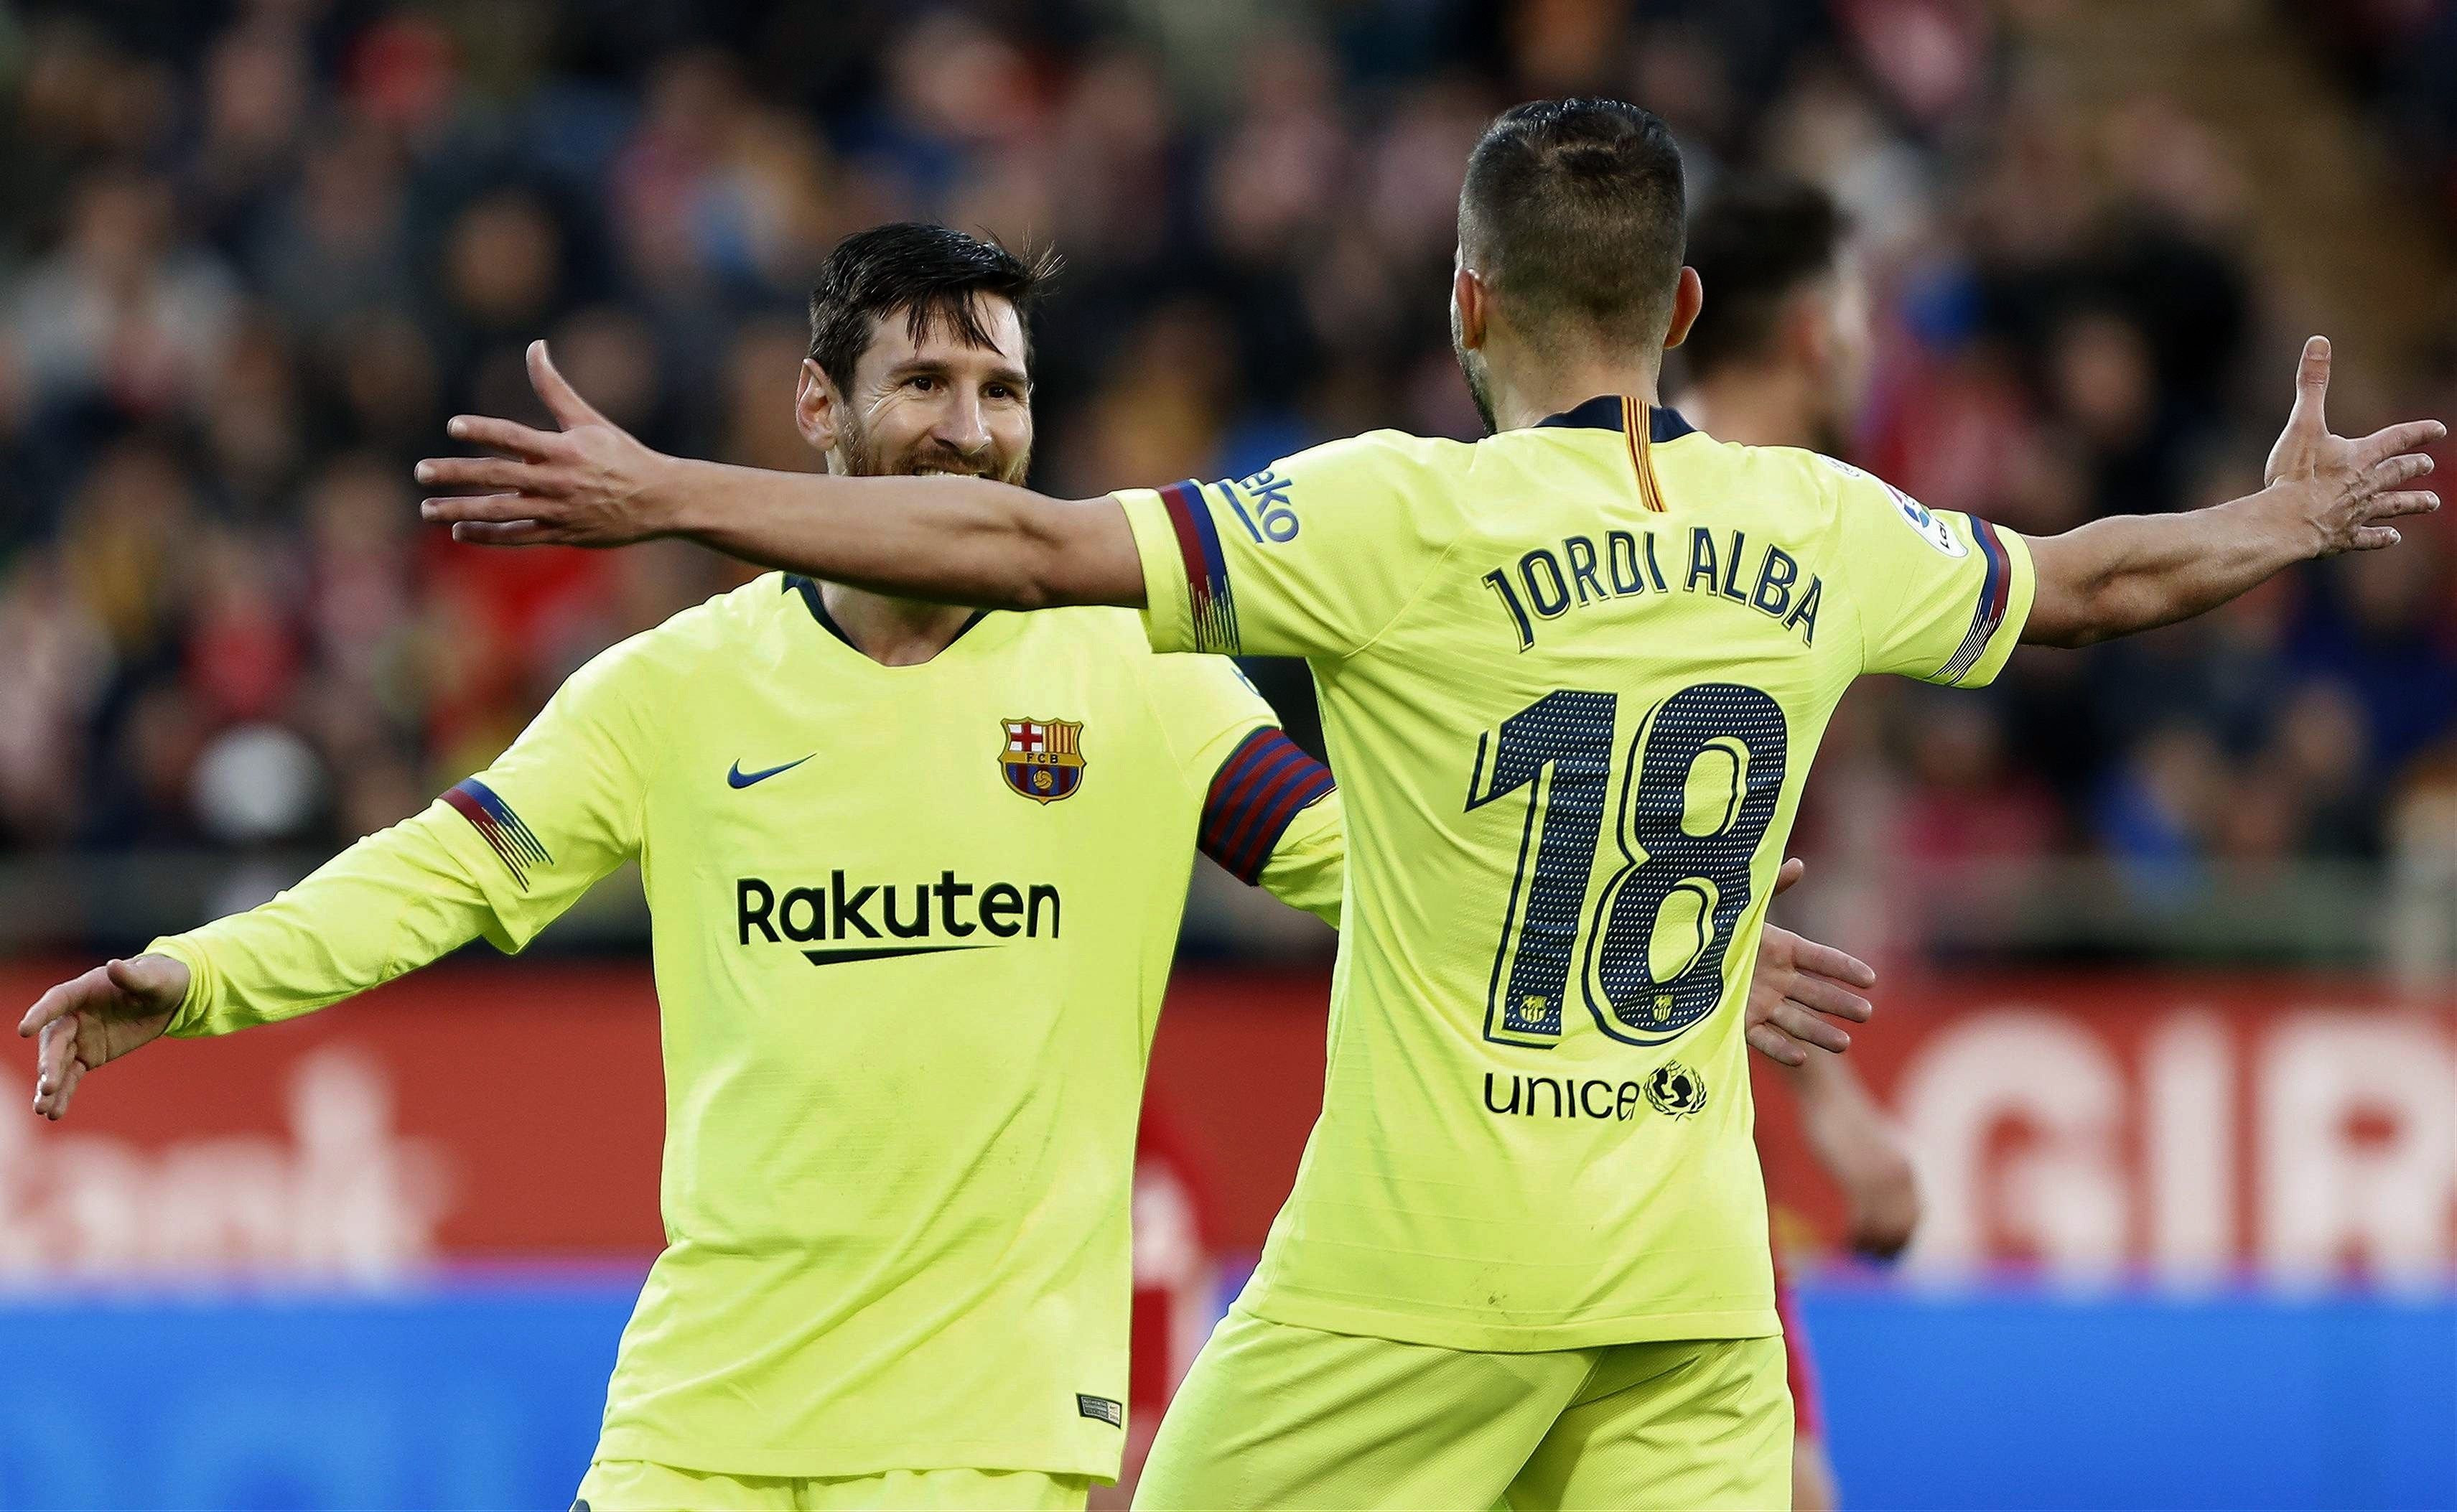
[1458,99,1687,350]
[1682,177,1847,380]
[806,223,1059,394]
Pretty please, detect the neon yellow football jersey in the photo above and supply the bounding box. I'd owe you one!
[1116,396,2034,1351]
[149,574,1340,1481]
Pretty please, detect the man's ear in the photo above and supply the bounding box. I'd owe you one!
[1662,266,1705,350]
[796,359,840,455]
[1453,261,1489,352]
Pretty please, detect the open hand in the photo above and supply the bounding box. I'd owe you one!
[19,953,190,1120]
[417,340,675,546]
[1745,858,1878,1067]
[2262,336,2443,555]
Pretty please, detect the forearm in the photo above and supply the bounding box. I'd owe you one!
[654,457,1139,611]
[152,804,500,1037]
[1784,1050,1921,1256]
[2023,490,2311,648]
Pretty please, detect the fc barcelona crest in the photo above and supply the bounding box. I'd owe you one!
[999,717,1087,804]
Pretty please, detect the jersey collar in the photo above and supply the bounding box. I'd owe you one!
[785,574,990,657]
[1535,395,1696,442]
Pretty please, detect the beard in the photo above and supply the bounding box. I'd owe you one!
[834,413,1032,485]
[1451,301,1498,437]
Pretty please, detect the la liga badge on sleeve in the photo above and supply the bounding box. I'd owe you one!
[999,717,1087,803]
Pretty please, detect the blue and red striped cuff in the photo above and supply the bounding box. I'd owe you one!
[1158,480,1241,655]
[1200,727,1335,885]
[442,778,552,891]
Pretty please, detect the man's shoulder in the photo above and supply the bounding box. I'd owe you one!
[1221,429,1480,548]
[1265,428,1477,493]
[1002,601,1150,660]
[1666,434,1849,486]
[1655,437,1881,519]
[575,574,793,686]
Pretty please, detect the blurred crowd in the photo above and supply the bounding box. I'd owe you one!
[0,0,2451,952]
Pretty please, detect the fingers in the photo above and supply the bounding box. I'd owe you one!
[2353,418,2446,468]
[529,340,610,431]
[18,965,113,1037]
[446,414,561,460]
[1771,857,1806,898]
[450,519,561,546]
[2363,490,2440,521]
[2364,451,2435,493]
[1784,935,1878,991]
[1764,1001,1852,1054]
[415,455,539,494]
[1747,1023,1810,1068]
[421,493,546,526]
[2286,335,2330,439]
[32,1014,85,1119]
[1785,974,1875,1024]
[2349,524,2404,551]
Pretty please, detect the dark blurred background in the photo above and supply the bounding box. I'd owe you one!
[0,0,2451,970]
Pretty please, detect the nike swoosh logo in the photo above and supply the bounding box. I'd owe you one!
[801,945,997,966]
[728,755,814,789]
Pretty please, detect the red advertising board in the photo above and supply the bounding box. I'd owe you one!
[4,962,2451,1288]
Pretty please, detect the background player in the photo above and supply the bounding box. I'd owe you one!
[415,98,2442,1508]
[1679,174,1927,1512]
[24,220,1875,1512]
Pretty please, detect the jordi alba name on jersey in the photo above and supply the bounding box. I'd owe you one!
[1116,396,2035,1351]
[428,576,1283,1479]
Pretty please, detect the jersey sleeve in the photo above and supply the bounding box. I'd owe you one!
[150,806,504,1037]
[1255,784,1342,928]
[1113,431,1458,659]
[1829,459,2036,686]
[1138,650,1338,905]
[423,636,659,949]
[149,637,664,1037]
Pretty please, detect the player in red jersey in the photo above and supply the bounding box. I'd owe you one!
[1678,176,1926,1511]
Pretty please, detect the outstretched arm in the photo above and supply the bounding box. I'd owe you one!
[419,342,1144,611]
[2023,338,2442,648]
[1782,1049,1921,1259]
[22,636,653,1121]
[19,809,499,1119]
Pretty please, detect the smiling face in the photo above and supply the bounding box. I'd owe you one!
[798,293,1034,485]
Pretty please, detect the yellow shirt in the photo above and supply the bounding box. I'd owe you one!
[151,574,1340,1480]
[1116,396,2033,1350]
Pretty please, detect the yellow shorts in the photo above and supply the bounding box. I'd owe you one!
[1133,1307,1791,1511]
[574,1460,1092,1511]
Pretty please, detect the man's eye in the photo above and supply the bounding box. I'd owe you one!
[908,375,938,393]
[986,384,1017,401]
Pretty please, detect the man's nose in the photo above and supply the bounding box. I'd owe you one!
[933,391,993,457]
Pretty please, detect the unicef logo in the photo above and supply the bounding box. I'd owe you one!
[1644,1060,1709,1119]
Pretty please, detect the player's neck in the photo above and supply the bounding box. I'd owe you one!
[1485,353,1665,433]
[1679,368,1817,449]
[817,580,978,667]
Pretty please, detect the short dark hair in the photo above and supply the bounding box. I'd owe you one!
[805,223,1059,394]
[1458,98,1688,349]
[1682,177,1847,378]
